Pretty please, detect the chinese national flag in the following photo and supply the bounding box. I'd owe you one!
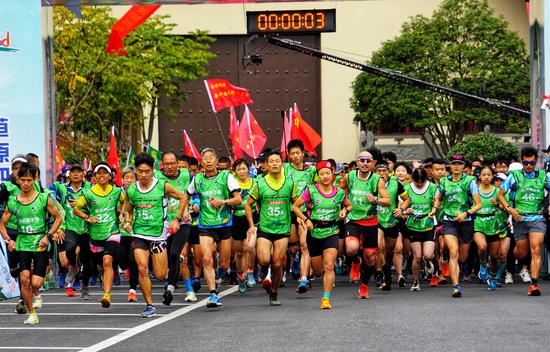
[55,146,65,175]
[106,5,161,56]
[229,107,243,159]
[290,103,322,155]
[107,126,122,186]
[183,130,201,163]
[238,105,266,159]
[204,79,253,112]
[280,109,292,160]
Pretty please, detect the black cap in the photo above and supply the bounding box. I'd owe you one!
[449,154,466,164]
[542,145,550,153]
[256,148,272,162]
[69,164,84,171]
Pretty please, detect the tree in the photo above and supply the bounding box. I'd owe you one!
[350,0,529,157]
[54,7,215,162]
[447,132,519,163]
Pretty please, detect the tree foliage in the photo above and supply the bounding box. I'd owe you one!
[54,7,215,162]
[350,0,529,157]
[447,132,519,163]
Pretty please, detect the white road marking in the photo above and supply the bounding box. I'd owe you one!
[0,327,128,331]
[81,286,238,352]
[0,313,166,317]
[0,347,83,350]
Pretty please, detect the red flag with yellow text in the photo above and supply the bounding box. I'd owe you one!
[204,79,253,112]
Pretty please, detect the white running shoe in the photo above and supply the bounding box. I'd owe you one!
[32,296,43,309]
[519,268,532,284]
[24,312,39,325]
[504,271,514,284]
[424,260,434,275]
[410,282,421,292]
[185,291,197,302]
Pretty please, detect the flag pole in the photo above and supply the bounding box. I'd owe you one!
[281,109,288,163]
[246,107,257,159]
[214,111,231,157]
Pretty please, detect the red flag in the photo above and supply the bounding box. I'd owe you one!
[107,126,122,186]
[229,107,243,159]
[55,146,65,175]
[204,79,253,112]
[290,103,322,155]
[106,5,161,56]
[280,109,292,159]
[183,129,201,163]
[238,106,267,159]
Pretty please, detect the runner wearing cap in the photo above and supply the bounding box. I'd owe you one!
[0,163,63,324]
[374,161,409,291]
[432,154,481,298]
[340,151,390,299]
[292,160,351,309]
[125,153,190,317]
[497,146,550,296]
[246,150,297,306]
[73,162,126,308]
[492,172,512,285]
[185,148,241,308]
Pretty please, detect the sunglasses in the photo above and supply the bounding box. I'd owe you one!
[522,160,536,166]
[359,158,372,163]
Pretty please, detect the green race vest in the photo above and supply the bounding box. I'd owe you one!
[474,187,498,236]
[155,169,191,222]
[8,192,48,252]
[284,163,315,195]
[127,179,167,238]
[194,170,232,228]
[347,171,380,221]
[234,178,256,217]
[83,186,122,241]
[440,174,475,218]
[405,182,437,232]
[510,170,546,215]
[3,181,21,230]
[256,175,295,234]
[377,176,400,228]
[496,193,509,236]
[308,184,346,238]
[58,182,90,235]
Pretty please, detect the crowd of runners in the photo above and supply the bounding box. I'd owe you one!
[1,140,549,325]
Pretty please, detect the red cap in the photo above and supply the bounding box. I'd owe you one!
[316,160,333,172]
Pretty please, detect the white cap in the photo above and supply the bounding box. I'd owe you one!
[508,162,523,171]
[495,172,507,180]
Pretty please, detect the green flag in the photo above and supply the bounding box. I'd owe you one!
[100,148,105,161]
[147,146,162,169]
[126,147,135,168]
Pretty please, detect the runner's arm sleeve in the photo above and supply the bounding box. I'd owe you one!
[500,174,514,193]
[469,180,480,195]
[187,178,196,195]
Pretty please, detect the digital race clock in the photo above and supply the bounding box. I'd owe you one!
[246,9,336,34]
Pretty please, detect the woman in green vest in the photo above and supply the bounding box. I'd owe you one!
[293,160,351,309]
[402,168,438,292]
[392,162,413,288]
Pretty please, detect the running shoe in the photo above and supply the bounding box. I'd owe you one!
[15,299,27,314]
[100,294,111,308]
[24,311,39,325]
[397,275,406,288]
[81,286,91,300]
[262,278,272,294]
[291,254,301,280]
[113,271,121,286]
[379,282,391,291]
[246,272,256,288]
[185,291,197,302]
[440,260,450,277]
[141,305,156,318]
[191,278,201,293]
[349,259,361,283]
[487,278,497,291]
[66,287,76,297]
[128,290,138,302]
[520,268,532,284]
[32,296,43,309]
[162,289,173,306]
[438,275,448,285]
[65,266,78,285]
[451,285,462,298]
[410,281,420,292]
[478,264,489,281]
[424,260,434,275]
[528,283,541,296]
[429,276,439,287]
[57,271,66,288]
[206,293,223,308]
[296,277,308,294]
[320,297,332,310]
[375,272,385,288]
[269,292,281,306]
[72,281,81,291]
[358,283,369,299]
[238,276,247,294]
[504,271,514,284]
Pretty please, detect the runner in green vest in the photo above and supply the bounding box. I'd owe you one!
[155,152,191,306]
[124,153,189,317]
[498,146,550,296]
[231,159,257,294]
[492,172,511,285]
[374,162,409,291]
[0,163,63,325]
[73,162,126,309]
[186,148,241,309]
[392,162,413,288]
[400,168,438,292]
[432,154,481,298]
[292,160,351,309]
[246,150,297,306]
[284,139,316,294]
[431,159,450,286]
[340,150,390,299]
[119,167,139,303]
